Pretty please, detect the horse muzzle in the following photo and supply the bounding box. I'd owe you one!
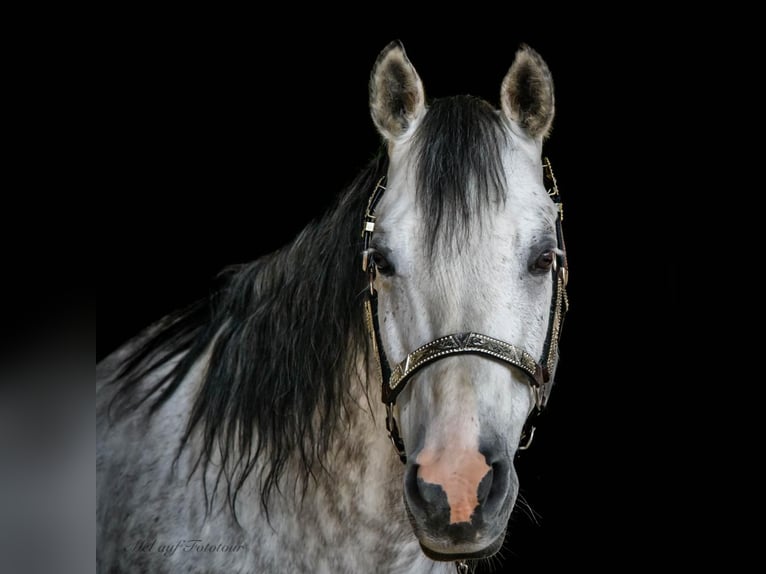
[403,445,515,560]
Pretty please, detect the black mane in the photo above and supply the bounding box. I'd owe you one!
[414,95,508,254]
[110,151,387,515]
[108,96,510,517]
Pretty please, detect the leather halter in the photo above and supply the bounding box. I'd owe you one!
[362,158,568,464]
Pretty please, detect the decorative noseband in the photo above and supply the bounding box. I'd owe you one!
[362,158,568,463]
[384,332,544,404]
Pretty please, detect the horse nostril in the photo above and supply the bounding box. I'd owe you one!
[407,464,438,503]
[417,478,446,508]
[484,459,510,514]
[476,464,494,504]
[405,463,450,519]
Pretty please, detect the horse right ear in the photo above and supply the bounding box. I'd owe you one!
[369,41,425,141]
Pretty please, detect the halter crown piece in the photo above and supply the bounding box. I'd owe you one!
[361,158,568,464]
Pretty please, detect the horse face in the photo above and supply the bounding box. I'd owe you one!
[368,41,558,559]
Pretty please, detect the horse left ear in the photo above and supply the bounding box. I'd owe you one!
[369,40,426,141]
[500,45,555,140]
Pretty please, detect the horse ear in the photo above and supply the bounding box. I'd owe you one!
[500,45,555,140]
[369,40,425,141]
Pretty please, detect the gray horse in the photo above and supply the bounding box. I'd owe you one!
[97,41,565,573]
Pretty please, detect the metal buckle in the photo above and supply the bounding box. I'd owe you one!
[518,425,536,451]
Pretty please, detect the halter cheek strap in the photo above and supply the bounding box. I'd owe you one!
[362,159,568,464]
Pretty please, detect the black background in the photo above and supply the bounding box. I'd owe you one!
[99,21,682,571]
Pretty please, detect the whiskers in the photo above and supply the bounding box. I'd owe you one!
[514,491,541,526]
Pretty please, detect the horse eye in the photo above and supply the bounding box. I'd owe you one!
[533,250,556,272]
[371,250,394,276]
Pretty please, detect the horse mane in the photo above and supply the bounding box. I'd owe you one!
[110,150,387,517]
[414,95,508,255]
[107,95,510,519]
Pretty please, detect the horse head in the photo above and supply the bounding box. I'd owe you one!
[366,40,564,560]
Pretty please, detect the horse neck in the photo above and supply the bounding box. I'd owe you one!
[294,353,402,506]
[229,355,426,570]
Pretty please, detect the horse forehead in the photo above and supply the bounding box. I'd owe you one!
[384,141,547,213]
[376,181,549,247]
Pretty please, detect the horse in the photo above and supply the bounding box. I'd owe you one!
[97,40,568,573]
